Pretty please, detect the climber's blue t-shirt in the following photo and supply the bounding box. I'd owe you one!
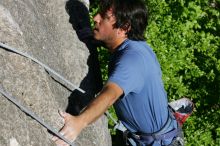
[108,39,176,145]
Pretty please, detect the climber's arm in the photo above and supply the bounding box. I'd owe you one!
[52,82,123,145]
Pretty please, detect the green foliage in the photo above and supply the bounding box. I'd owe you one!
[97,47,110,82]
[146,0,220,145]
[184,109,220,145]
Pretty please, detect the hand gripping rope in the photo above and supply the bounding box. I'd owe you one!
[0,42,119,145]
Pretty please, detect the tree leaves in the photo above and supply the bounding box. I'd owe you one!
[146,0,220,145]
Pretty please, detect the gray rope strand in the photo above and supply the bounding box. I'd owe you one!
[0,86,76,146]
[0,42,85,93]
[105,111,118,125]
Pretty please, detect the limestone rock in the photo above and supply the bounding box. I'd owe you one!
[0,0,111,146]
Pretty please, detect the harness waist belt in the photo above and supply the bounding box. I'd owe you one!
[133,128,180,142]
[129,108,180,144]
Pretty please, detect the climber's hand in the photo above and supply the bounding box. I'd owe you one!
[65,0,90,30]
[65,0,93,41]
[52,111,83,146]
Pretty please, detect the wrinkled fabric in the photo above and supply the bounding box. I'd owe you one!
[108,39,177,145]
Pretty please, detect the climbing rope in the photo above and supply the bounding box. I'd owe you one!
[0,86,75,146]
[0,42,85,93]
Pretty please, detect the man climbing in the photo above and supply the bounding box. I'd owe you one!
[52,0,183,145]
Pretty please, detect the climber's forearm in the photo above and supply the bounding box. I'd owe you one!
[77,82,123,128]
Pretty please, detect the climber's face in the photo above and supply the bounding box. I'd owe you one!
[93,9,118,45]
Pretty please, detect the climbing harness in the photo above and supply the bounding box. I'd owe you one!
[0,86,75,146]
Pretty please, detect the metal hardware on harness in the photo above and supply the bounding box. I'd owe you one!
[0,86,76,146]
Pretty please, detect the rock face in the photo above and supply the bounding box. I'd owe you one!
[0,0,111,146]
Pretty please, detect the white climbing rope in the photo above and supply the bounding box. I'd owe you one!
[0,42,85,93]
[0,86,76,146]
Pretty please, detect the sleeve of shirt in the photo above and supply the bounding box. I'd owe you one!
[107,51,145,97]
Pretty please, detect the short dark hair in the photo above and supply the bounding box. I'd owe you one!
[98,0,148,41]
